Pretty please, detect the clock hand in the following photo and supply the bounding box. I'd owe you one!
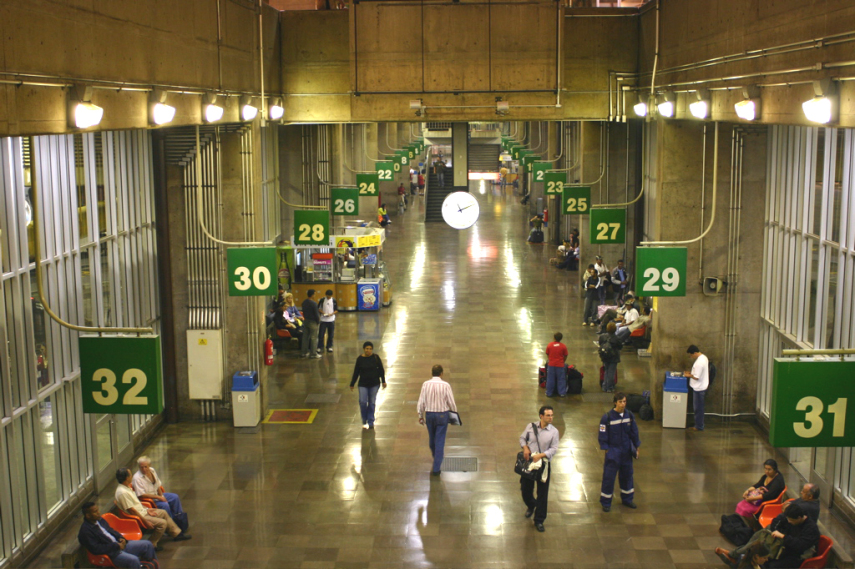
[459,204,475,211]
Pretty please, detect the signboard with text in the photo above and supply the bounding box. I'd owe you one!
[227,247,278,296]
[357,173,379,196]
[293,210,330,246]
[635,247,687,297]
[331,188,359,216]
[590,208,626,244]
[81,336,163,415]
[375,161,394,181]
[562,186,591,216]
[543,171,566,195]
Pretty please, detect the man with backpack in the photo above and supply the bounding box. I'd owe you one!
[598,322,622,392]
[683,345,710,431]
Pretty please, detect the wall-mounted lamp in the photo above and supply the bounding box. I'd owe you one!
[802,79,837,124]
[240,96,259,121]
[203,92,224,123]
[656,92,674,118]
[68,85,103,129]
[149,90,176,126]
[735,86,761,121]
[269,97,284,121]
[496,100,510,116]
[689,89,710,120]
[633,94,648,117]
[410,99,425,117]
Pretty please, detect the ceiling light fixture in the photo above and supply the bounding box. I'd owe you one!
[633,94,648,117]
[656,92,674,118]
[203,92,224,123]
[734,86,761,121]
[269,97,284,121]
[240,96,258,121]
[802,79,837,124]
[68,85,104,129]
[689,89,710,120]
[149,89,176,126]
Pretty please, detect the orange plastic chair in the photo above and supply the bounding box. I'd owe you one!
[102,513,143,541]
[755,485,787,516]
[800,535,833,568]
[758,498,793,528]
[86,551,116,568]
[630,325,647,337]
[114,502,154,531]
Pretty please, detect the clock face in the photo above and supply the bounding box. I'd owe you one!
[441,191,480,230]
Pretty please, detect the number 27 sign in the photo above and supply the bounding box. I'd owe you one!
[81,336,163,415]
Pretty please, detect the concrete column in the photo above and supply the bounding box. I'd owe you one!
[577,121,602,267]
[278,124,303,239]
[452,122,468,187]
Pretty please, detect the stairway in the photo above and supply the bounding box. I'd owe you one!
[424,171,455,222]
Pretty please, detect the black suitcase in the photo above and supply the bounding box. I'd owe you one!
[626,393,648,413]
[529,230,544,243]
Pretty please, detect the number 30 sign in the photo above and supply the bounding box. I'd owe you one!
[81,336,163,415]
[635,247,687,297]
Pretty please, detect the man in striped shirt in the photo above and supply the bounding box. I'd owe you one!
[417,365,457,476]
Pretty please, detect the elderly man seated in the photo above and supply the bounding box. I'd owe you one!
[782,483,821,523]
[716,503,820,568]
[132,456,189,532]
[78,501,157,569]
[115,467,190,551]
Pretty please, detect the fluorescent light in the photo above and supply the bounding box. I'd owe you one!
[689,100,708,119]
[240,96,258,121]
[151,102,176,125]
[633,102,647,117]
[734,99,757,121]
[269,104,284,120]
[205,103,224,122]
[74,102,104,128]
[802,97,832,124]
[657,101,674,118]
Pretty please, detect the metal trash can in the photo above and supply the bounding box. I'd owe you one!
[232,371,261,427]
[662,373,688,429]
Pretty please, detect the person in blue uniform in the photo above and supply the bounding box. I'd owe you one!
[598,392,640,512]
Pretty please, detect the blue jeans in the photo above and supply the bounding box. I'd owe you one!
[584,296,598,324]
[110,539,157,569]
[358,385,380,426]
[603,361,617,392]
[546,365,566,397]
[155,492,188,532]
[425,411,449,473]
[317,321,335,350]
[693,389,706,430]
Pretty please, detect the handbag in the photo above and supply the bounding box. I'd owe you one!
[449,411,462,426]
[514,423,542,481]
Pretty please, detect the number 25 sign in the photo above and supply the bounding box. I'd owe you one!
[770,359,855,447]
[81,336,163,415]
[635,247,687,297]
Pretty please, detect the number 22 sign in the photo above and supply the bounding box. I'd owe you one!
[81,336,163,415]
[635,247,687,297]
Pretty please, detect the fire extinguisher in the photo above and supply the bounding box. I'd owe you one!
[543,208,548,224]
[264,338,274,366]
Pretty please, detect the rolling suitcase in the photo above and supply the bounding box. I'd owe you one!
[566,364,583,394]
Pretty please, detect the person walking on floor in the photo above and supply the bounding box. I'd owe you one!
[544,332,568,397]
[683,344,709,431]
[350,341,386,429]
[519,406,560,532]
[317,289,338,353]
[417,365,457,476]
[598,322,622,392]
[599,392,640,512]
[301,289,321,359]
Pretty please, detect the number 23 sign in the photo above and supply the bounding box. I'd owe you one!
[770,359,855,447]
[81,336,163,415]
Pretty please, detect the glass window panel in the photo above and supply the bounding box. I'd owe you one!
[11,418,31,538]
[100,246,113,327]
[94,135,106,239]
[832,129,844,244]
[30,271,51,390]
[4,282,19,408]
[826,252,838,348]
[116,415,130,452]
[812,129,824,236]
[80,250,93,327]
[95,416,112,473]
[38,395,61,513]
[808,242,819,345]
[73,135,89,245]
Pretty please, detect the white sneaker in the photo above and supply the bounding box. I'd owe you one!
[362,424,369,430]
[310,354,322,359]
[327,348,333,352]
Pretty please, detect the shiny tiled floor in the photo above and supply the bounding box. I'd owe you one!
[28,183,853,568]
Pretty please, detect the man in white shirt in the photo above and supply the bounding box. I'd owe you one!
[615,298,639,336]
[683,345,710,431]
[132,456,189,532]
[417,365,458,476]
[115,468,188,550]
[594,256,610,306]
[316,289,338,353]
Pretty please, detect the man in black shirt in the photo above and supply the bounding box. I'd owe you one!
[717,503,820,568]
[783,483,821,523]
[301,289,321,359]
[78,502,157,569]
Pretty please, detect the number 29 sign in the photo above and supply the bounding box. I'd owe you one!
[81,336,163,415]
[635,247,687,297]
[770,359,855,447]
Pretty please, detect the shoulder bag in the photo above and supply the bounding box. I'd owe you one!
[515,422,542,481]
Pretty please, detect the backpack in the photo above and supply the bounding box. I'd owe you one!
[719,514,753,546]
[639,403,654,421]
[626,393,648,413]
[708,361,717,389]
[598,339,619,362]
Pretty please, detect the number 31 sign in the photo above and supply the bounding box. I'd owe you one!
[81,336,163,415]
[770,359,855,447]
[635,247,687,297]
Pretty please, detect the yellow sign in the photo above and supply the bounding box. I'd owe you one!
[357,234,382,248]
[198,339,208,346]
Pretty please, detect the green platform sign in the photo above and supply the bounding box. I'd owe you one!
[405,146,416,160]
[81,336,163,415]
[396,152,408,166]
[543,172,566,195]
[386,156,402,172]
[532,162,551,183]
[770,359,855,447]
[562,186,591,215]
[376,161,394,181]
[227,247,278,296]
[590,209,626,244]
[294,210,330,246]
[512,146,524,160]
[357,173,379,196]
[636,247,687,297]
[522,155,539,173]
[331,187,359,216]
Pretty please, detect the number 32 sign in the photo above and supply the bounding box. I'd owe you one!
[81,336,163,415]
[770,359,855,447]
[635,247,687,297]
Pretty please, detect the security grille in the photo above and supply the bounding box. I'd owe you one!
[441,457,478,472]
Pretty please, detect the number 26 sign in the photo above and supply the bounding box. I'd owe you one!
[81,336,163,415]
[635,247,687,297]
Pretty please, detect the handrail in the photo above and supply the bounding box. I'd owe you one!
[782,349,855,357]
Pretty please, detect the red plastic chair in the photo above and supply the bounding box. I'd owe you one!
[630,325,647,337]
[755,486,787,519]
[102,513,143,541]
[86,551,116,568]
[758,498,793,528]
[800,535,833,568]
[114,501,154,531]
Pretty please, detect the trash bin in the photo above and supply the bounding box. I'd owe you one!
[232,371,261,427]
[662,372,688,429]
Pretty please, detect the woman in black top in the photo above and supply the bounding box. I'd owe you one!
[350,341,386,429]
[744,459,786,505]
[583,265,600,326]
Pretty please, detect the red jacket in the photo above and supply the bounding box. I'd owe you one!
[397,185,406,195]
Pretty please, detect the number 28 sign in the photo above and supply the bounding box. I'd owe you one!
[770,359,855,447]
[635,247,687,297]
[81,336,163,415]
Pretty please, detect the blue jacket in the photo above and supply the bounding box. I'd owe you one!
[598,408,641,455]
[78,518,123,556]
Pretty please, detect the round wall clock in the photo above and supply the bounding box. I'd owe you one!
[441,191,480,230]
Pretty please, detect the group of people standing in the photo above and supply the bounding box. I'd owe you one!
[267,288,338,358]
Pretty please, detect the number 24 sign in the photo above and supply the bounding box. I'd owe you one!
[81,336,163,415]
